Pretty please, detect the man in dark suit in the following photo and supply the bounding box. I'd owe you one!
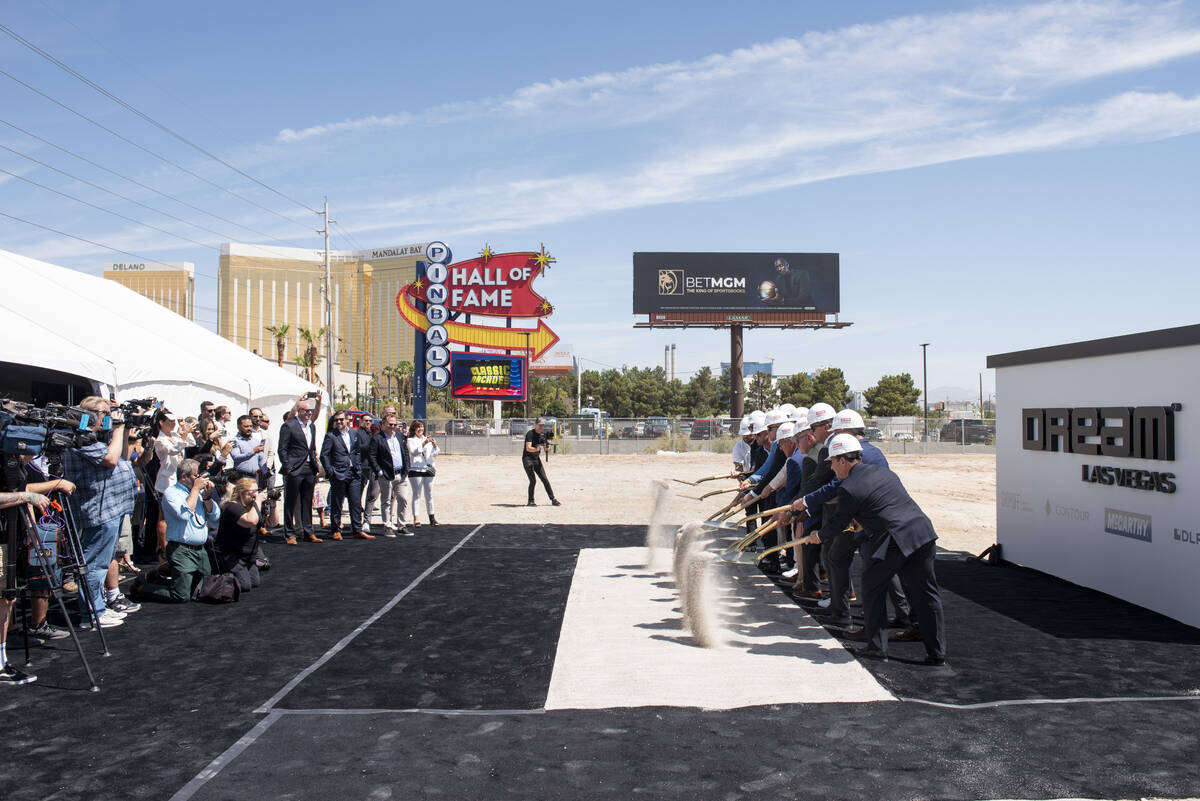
[365,413,412,536]
[320,411,373,540]
[278,395,321,545]
[795,434,946,665]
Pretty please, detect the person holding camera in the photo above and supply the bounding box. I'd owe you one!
[132,458,220,603]
[0,490,50,685]
[230,414,268,486]
[279,393,321,545]
[213,477,278,588]
[151,411,196,556]
[320,411,372,540]
[60,396,138,628]
[523,418,561,507]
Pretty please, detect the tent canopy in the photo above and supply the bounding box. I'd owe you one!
[0,248,328,441]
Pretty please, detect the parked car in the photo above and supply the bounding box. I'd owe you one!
[690,418,723,440]
[864,427,885,441]
[446,419,485,436]
[892,431,915,441]
[646,416,671,437]
[510,419,531,436]
[677,422,693,436]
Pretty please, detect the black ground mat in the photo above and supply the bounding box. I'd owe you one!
[775,552,1200,705]
[4,524,1200,801]
[188,701,1200,801]
[277,547,578,710]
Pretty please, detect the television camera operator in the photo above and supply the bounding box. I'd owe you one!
[60,396,139,628]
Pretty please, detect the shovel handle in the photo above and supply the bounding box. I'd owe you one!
[729,518,782,552]
[755,538,805,565]
[737,504,793,526]
[698,486,739,501]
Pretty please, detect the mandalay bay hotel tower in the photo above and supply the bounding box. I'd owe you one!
[217,242,426,378]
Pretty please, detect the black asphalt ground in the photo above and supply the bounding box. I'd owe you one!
[3,523,1199,801]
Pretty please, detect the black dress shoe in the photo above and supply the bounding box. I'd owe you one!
[888,617,912,628]
[855,645,888,661]
[551,499,562,506]
[923,654,947,666]
[527,501,536,506]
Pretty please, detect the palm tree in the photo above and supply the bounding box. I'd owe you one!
[264,323,290,367]
[297,327,327,384]
[394,361,414,403]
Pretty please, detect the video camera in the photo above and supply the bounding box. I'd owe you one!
[0,398,160,464]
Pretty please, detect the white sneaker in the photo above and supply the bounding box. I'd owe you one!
[817,598,832,609]
[781,567,799,578]
[361,522,372,534]
[79,609,124,629]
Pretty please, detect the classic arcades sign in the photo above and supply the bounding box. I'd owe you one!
[1021,404,1180,494]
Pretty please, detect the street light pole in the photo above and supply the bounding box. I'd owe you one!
[920,343,930,444]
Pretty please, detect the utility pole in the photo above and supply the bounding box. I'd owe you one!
[318,200,336,399]
[920,343,930,444]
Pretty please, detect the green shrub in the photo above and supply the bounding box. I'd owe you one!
[646,433,692,453]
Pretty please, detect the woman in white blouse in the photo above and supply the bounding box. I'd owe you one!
[151,411,195,554]
[406,420,439,527]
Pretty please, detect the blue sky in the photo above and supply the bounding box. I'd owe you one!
[2,0,1199,402]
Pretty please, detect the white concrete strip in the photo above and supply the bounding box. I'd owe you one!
[274,707,546,716]
[168,711,283,801]
[254,523,486,713]
[545,547,895,710]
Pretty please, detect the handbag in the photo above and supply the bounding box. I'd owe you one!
[1,424,47,456]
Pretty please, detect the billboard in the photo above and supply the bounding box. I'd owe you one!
[632,252,839,314]
[450,352,528,402]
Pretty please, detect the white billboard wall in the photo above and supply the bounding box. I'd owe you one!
[992,331,1199,628]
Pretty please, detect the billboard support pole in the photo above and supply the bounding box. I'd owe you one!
[730,324,744,419]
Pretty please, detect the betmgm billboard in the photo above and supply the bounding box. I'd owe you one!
[632,252,839,314]
[988,325,1200,628]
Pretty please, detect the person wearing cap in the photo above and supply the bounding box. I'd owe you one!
[794,434,946,664]
[523,418,561,507]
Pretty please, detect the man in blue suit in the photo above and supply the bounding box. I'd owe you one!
[320,412,373,540]
[795,433,946,665]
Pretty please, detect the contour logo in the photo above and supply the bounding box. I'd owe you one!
[1104,508,1152,542]
[658,270,683,295]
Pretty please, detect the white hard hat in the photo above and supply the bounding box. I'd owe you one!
[749,417,769,435]
[808,403,837,426]
[789,405,808,423]
[764,408,787,427]
[793,412,810,433]
[825,433,864,460]
[775,421,797,439]
[737,416,751,436]
[833,409,865,431]
[749,409,766,422]
[778,403,796,418]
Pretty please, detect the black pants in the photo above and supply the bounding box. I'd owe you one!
[523,458,555,502]
[328,474,364,534]
[823,531,858,618]
[283,469,315,537]
[861,539,945,657]
[799,542,823,591]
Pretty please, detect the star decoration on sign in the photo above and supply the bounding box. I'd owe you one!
[537,299,554,315]
[411,277,425,293]
[533,243,556,275]
[479,243,495,263]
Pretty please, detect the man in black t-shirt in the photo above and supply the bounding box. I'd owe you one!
[522,418,561,507]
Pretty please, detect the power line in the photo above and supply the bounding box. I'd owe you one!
[0,116,306,248]
[0,66,314,237]
[0,207,207,272]
[0,21,319,217]
[0,139,233,245]
[0,164,218,251]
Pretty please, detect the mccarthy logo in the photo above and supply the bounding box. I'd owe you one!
[1104,508,1152,542]
[658,270,683,295]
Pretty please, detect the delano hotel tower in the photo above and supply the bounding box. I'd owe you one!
[218,242,427,377]
[104,261,195,319]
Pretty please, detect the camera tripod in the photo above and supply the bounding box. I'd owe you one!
[6,491,113,692]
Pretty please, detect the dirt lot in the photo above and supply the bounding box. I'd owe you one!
[424,451,996,555]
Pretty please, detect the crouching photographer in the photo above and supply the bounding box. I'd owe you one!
[131,458,219,603]
[213,477,279,592]
[0,490,50,685]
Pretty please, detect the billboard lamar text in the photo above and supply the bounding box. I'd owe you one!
[632,252,840,314]
[450,353,528,402]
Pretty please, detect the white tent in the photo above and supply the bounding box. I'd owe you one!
[0,248,328,444]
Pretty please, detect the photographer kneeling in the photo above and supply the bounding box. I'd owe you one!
[213,477,278,590]
[132,458,219,604]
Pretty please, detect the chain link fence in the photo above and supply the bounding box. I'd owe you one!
[404,415,995,456]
